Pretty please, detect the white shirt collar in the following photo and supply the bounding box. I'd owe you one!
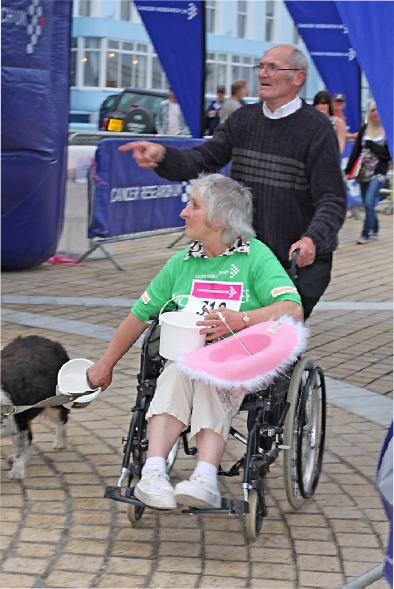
[262,96,302,119]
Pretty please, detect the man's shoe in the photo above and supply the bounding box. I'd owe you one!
[174,473,221,508]
[357,236,369,244]
[134,468,177,509]
[370,233,379,240]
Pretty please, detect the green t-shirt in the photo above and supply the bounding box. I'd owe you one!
[132,239,302,322]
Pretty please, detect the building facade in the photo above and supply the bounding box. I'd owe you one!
[70,0,324,124]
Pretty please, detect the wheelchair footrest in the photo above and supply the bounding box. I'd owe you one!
[182,498,249,515]
[104,485,143,508]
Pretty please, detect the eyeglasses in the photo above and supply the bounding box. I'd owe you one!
[253,64,301,77]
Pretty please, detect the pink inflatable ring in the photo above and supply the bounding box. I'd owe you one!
[176,316,309,393]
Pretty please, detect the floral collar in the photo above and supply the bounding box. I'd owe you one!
[184,238,250,260]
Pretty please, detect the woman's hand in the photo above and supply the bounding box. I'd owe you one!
[196,307,246,341]
[87,360,113,392]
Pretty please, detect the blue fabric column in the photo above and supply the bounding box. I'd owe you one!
[1,0,72,270]
[134,0,206,138]
[335,1,393,156]
[285,1,361,133]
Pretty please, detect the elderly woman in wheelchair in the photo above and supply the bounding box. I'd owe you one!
[88,173,318,524]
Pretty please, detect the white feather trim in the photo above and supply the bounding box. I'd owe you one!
[176,316,309,393]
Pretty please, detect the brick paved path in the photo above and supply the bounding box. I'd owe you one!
[1,209,392,588]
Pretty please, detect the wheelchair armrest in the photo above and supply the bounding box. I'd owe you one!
[149,313,159,325]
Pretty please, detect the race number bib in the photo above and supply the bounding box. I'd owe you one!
[183,280,243,315]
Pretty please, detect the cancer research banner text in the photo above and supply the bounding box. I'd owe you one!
[285,1,360,133]
[335,1,393,157]
[89,139,230,239]
[134,0,205,138]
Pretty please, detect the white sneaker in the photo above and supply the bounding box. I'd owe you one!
[134,468,177,509]
[174,473,221,508]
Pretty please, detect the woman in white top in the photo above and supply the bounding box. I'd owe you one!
[345,101,391,244]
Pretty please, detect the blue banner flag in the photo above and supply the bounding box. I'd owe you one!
[335,1,393,157]
[134,0,206,138]
[285,1,360,133]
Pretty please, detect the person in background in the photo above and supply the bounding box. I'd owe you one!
[345,101,391,244]
[219,79,248,124]
[87,174,303,510]
[313,90,347,155]
[205,85,226,135]
[332,93,358,141]
[156,88,190,135]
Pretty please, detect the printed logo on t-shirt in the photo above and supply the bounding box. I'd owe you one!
[230,264,240,279]
[141,291,151,304]
[270,286,298,298]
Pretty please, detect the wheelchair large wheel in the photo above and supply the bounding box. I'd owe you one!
[283,356,326,508]
[127,475,145,524]
[246,489,264,542]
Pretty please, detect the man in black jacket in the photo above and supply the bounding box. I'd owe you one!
[205,86,226,135]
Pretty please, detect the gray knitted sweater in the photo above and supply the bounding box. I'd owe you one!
[156,100,347,262]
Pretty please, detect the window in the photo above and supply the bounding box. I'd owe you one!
[152,55,166,89]
[236,0,247,38]
[70,38,77,87]
[205,52,228,94]
[106,40,119,88]
[105,40,149,89]
[78,0,91,17]
[293,24,301,46]
[251,57,260,96]
[120,0,131,21]
[206,0,216,34]
[83,37,100,87]
[205,52,259,98]
[265,1,274,42]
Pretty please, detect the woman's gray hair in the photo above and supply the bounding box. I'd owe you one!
[191,174,255,244]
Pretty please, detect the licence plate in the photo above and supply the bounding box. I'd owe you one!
[108,118,123,132]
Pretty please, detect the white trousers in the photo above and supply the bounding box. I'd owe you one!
[146,361,245,446]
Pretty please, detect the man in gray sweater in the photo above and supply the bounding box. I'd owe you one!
[219,78,249,124]
[119,45,347,319]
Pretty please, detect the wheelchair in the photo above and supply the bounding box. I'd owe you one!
[105,312,327,542]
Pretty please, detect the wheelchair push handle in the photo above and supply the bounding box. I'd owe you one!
[288,248,299,282]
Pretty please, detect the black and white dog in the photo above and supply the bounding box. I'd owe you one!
[1,335,70,480]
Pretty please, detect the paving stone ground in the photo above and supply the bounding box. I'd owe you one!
[1,206,392,588]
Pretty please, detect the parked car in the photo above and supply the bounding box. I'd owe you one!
[98,94,118,129]
[100,88,167,133]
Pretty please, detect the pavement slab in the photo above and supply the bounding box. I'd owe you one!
[1,208,392,588]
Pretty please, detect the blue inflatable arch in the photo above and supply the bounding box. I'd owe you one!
[1,0,72,271]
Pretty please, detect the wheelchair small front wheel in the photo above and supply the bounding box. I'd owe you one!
[127,475,145,524]
[246,489,263,542]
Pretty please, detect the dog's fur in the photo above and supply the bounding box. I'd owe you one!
[1,335,70,480]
